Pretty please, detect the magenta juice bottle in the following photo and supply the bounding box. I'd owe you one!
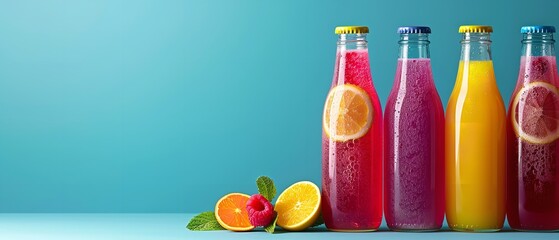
[322,26,383,232]
[384,26,444,231]
[507,26,559,231]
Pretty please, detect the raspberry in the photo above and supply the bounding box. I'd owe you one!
[245,194,275,227]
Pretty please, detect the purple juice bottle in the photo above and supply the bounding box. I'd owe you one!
[384,26,445,231]
[507,25,559,231]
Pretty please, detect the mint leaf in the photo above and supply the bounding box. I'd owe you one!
[311,213,324,227]
[256,176,276,201]
[264,212,279,233]
[186,212,225,231]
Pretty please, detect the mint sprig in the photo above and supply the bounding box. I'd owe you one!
[256,176,276,201]
[257,176,279,234]
[186,212,225,231]
[264,211,279,233]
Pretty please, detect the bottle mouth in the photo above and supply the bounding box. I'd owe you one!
[338,33,368,42]
[522,33,555,44]
[399,33,430,44]
[399,40,430,44]
[522,39,556,44]
[460,32,492,44]
[337,33,368,49]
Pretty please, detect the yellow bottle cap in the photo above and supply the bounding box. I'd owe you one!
[335,26,369,34]
[459,25,493,33]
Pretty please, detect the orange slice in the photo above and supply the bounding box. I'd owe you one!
[274,181,321,231]
[214,193,255,231]
[512,81,559,144]
[323,84,373,142]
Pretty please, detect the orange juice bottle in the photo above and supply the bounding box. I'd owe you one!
[445,25,506,232]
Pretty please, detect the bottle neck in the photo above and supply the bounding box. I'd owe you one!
[399,33,430,59]
[460,33,492,61]
[337,33,368,50]
[522,33,555,57]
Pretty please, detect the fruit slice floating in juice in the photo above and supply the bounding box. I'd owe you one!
[511,82,559,144]
[323,84,373,142]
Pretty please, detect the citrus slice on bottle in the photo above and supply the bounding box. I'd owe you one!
[214,193,255,231]
[274,181,321,231]
[511,81,559,144]
[323,84,373,142]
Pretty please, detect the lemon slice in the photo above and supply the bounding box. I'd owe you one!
[323,84,373,142]
[274,181,321,231]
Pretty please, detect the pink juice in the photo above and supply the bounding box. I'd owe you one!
[384,58,445,230]
[322,49,383,231]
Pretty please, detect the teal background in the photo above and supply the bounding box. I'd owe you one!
[0,0,558,213]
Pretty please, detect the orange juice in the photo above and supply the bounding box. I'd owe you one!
[446,26,506,232]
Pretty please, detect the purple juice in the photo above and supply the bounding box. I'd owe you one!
[507,55,559,231]
[384,58,445,231]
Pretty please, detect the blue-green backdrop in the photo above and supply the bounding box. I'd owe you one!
[0,0,558,213]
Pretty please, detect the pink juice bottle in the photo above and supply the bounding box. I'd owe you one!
[322,26,383,232]
[384,26,444,231]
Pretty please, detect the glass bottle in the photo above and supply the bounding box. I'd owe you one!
[445,25,506,232]
[384,26,444,231]
[321,26,383,232]
[507,25,559,231]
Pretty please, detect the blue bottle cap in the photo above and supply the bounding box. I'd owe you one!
[397,26,431,34]
[521,26,556,34]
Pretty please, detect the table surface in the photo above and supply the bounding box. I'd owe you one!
[0,213,557,239]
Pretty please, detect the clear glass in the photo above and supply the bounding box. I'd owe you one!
[399,33,431,58]
[507,32,559,231]
[460,33,492,60]
[321,33,383,232]
[445,32,506,232]
[522,33,555,57]
[338,33,368,49]
[384,32,444,231]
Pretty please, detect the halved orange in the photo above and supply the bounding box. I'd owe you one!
[275,181,321,231]
[214,193,255,231]
[323,84,373,142]
[512,81,559,144]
